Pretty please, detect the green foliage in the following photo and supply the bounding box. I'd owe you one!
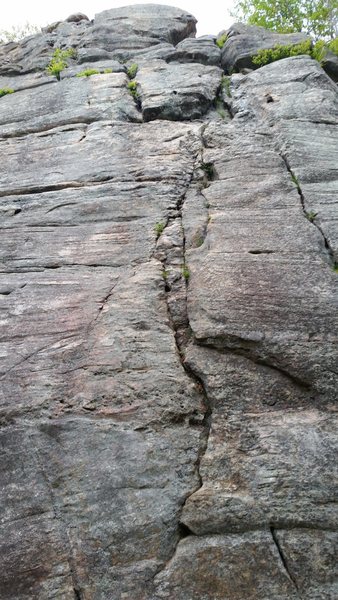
[104,68,113,73]
[216,33,228,48]
[0,22,40,43]
[182,264,190,281]
[252,39,312,65]
[232,0,338,40]
[154,222,165,236]
[305,210,318,222]
[162,269,169,280]
[312,36,338,61]
[46,48,77,80]
[221,75,231,97]
[127,63,138,79]
[200,162,215,180]
[0,88,14,98]
[76,69,100,77]
[128,80,139,99]
[333,263,338,272]
[215,98,227,119]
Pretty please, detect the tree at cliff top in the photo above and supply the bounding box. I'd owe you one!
[232,0,338,39]
[0,22,40,43]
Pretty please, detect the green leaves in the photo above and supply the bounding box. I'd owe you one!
[232,0,338,40]
[252,40,312,65]
[46,48,77,80]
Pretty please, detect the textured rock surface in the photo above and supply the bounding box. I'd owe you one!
[0,6,337,600]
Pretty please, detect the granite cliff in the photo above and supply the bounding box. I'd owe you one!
[0,4,337,599]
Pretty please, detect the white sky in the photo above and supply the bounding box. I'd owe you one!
[2,1,236,37]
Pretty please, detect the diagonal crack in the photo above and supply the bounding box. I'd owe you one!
[280,152,334,265]
[270,527,300,595]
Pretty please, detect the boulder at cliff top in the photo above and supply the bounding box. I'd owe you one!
[221,22,310,73]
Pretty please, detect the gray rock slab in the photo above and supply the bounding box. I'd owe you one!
[137,60,222,121]
[222,22,310,73]
[0,73,140,137]
[0,120,200,195]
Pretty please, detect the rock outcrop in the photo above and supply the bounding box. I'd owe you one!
[0,5,337,599]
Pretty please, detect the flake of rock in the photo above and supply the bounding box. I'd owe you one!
[137,60,222,121]
[222,22,310,73]
[172,37,221,65]
[153,532,299,599]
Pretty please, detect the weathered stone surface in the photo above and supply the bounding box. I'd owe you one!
[0,4,196,75]
[137,60,222,121]
[153,531,299,599]
[0,73,140,137]
[0,6,337,600]
[221,22,310,73]
[172,36,221,65]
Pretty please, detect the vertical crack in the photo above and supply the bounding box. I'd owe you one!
[270,527,300,595]
[280,152,334,265]
[152,128,213,578]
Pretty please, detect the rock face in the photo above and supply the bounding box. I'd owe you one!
[0,5,337,600]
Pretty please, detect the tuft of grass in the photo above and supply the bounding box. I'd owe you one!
[305,210,318,222]
[127,63,138,79]
[104,68,112,73]
[221,75,231,97]
[333,263,338,273]
[46,47,77,80]
[201,162,215,180]
[162,269,169,280]
[76,68,100,77]
[216,33,228,49]
[215,98,227,119]
[290,172,300,188]
[128,80,139,99]
[182,264,190,281]
[0,87,14,97]
[154,222,165,236]
[193,234,205,248]
[252,40,312,67]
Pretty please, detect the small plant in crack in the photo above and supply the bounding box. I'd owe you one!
[290,171,300,188]
[128,80,138,97]
[201,162,215,180]
[76,68,100,77]
[0,87,14,98]
[333,263,338,273]
[182,264,190,281]
[215,98,227,119]
[192,233,205,248]
[46,47,77,80]
[127,63,138,79]
[221,75,231,98]
[216,33,228,49]
[154,221,165,236]
[162,269,169,281]
[305,210,318,222]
